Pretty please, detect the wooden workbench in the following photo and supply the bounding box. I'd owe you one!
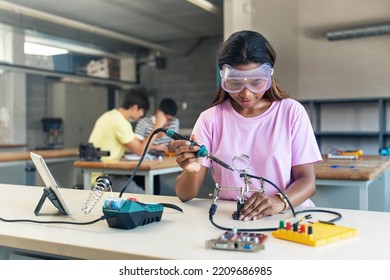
[0,148,78,162]
[0,144,27,149]
[314,155,390,180]
[313,155,390,211]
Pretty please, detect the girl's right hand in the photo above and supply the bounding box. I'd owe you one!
[173,135,202,173]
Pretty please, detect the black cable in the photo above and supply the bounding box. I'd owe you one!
[0,202,183,226]
[209,204,343,233]
[0,216,107,225]
[160,203,183,212]
[119,127,166,197]
[242,174,296,217]
[295,208,342,223]
[209,173,343,232]
[209,204,278,232]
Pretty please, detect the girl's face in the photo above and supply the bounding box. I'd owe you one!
[227,63,268,110]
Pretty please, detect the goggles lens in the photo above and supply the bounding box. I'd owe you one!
[220,64,273,94]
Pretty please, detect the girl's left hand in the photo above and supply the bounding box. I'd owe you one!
[238,192,284,221]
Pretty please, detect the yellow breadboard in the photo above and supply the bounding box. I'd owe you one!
[272,222,359,247]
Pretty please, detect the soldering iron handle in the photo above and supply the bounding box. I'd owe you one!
[165,129,190,141]
[163,129,208,158]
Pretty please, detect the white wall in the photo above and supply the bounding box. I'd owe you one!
[223,0,390,154]
[298,0,390,99]
[224,0,390,100]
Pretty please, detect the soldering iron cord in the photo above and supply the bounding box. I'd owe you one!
[241,174,296,217]
[0,203,182,225]
[209,174,343,232]
[118,128,166,197]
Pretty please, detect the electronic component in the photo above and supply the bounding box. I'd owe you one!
[272,221,359,246]
[102,198,163,230]
[206,231,267,252]
[327,149,363,159]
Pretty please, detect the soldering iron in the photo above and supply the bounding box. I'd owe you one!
[162,128,234,171]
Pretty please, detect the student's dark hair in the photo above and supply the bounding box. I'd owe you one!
[121,88,150,111]
[159,98,178,116]
[210,30,289,107]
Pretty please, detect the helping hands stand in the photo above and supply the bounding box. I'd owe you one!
[211,166,265,220]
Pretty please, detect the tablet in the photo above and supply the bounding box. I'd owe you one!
[30,152,72,216]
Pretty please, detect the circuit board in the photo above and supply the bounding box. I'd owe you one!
[206,231,267,252]
[272,221,359,247]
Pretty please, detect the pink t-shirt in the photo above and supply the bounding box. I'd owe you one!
[192,98,322,207]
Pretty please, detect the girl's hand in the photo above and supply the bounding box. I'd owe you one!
[173,135,202,173]
[239,192,284,220]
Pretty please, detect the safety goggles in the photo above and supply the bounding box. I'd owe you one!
[220,64,273,94]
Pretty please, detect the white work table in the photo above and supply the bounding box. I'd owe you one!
[0,184,389,260]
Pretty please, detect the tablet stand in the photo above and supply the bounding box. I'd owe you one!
[34,187,68,216]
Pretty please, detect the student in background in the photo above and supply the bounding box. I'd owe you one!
[135,98,180,154]
[172,30,322,220]
[88,88,166,192]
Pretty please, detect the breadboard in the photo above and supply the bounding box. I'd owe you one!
[272,222,359,247]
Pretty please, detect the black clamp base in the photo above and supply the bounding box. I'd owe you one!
[232,201,245,220]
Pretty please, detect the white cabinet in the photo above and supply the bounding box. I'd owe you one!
[47,83,108,148]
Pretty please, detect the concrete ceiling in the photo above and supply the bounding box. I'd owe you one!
[0,0,223,55]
